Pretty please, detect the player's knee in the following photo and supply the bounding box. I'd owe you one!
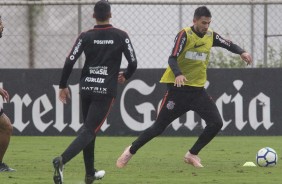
[211,118,223,130]
[151,122,167,136]
[0,114,13,134]
[6,123,13,135]
[152,128,165,136]
[79,125,95,137]
[216,120,223,130]
[8,121,13,134]
[144,125,165,138]
[208,119,223,132]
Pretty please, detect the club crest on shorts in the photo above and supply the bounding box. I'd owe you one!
[166,100,175,110]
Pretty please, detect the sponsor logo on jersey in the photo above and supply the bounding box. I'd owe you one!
[89,66,108,75]
[125,38,136,62]
[85,77,105,83]
[81,86,108,94]
[215,34,231,47]
[185,51,207,61]
[70,39,82,60]
[93,40,114,44]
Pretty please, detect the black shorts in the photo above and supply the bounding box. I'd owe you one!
[157,84,222,127]
[0,108,3,116]
[80,94,115,134]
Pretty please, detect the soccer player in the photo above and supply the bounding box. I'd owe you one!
[0,87,15,172]
[52,1,137,183]
[0,17,15,172]
[116,6,252,168]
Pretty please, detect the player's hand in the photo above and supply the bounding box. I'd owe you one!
[240,52,253,65]
[0,88,9,102]
[118,71,126,84]
[174,75,187,87]
[59,88,71,104]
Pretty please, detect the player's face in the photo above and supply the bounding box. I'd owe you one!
[193,16,211,35]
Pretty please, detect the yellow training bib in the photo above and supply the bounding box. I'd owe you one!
[160,27,213,87]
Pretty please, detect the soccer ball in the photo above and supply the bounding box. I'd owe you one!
[256,147,278,167]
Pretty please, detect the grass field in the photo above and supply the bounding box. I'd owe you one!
[0,136,281,184]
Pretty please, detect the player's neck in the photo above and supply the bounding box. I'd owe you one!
[96,20,110,25]
[191,26,205,38]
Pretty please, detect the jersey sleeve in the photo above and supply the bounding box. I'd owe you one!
[59,32,86,88]
[168,30,187,77]
[212,32,245,55]
[122,33,137,80]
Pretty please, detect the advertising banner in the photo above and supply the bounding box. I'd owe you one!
[0,69,281,136]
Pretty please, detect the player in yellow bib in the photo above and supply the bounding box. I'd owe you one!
[117,6,252,168]
[160,27,213,87]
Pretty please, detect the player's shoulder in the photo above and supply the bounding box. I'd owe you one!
[180,27,190,36]
[76,31,88,38]
[111,27,129,37]
[86,26,128,37]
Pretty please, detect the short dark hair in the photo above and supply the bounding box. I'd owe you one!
[193,6,212,19]
[94,0,111,21]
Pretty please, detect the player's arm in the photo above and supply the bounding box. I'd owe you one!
[168,30,186,77]
[213,32,252,65]
[168,30,188,87]
[59,32,86,89]
[59,33,86,103]
[119,33,137,84]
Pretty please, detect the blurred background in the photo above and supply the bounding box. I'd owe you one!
[0,0,282,69]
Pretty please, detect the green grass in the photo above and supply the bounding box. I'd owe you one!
[0,136,281,184]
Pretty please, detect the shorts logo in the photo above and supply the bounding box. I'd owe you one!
[166,100,175,110]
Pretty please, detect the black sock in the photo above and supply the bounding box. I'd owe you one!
[83,139,95,176]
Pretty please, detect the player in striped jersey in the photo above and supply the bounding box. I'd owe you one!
[52,1,137,183]
[117,6,252,169]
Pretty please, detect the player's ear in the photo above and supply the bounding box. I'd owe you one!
[109,12,112,18]
[93,13,96,19]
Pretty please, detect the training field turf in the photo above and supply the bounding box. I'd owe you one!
[0,136,281,184]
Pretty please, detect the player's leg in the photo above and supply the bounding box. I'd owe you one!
[116,90,187,168]
[53,95,113,183]
[185,90,223,167]
[81,96,112,183]
[83,139,95,176]
[83,137,106,183]
[53,95,90,184]
[81,98,95,177]
[59,95,113,162]
[0,110,14,172]
[83,138,105,184]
